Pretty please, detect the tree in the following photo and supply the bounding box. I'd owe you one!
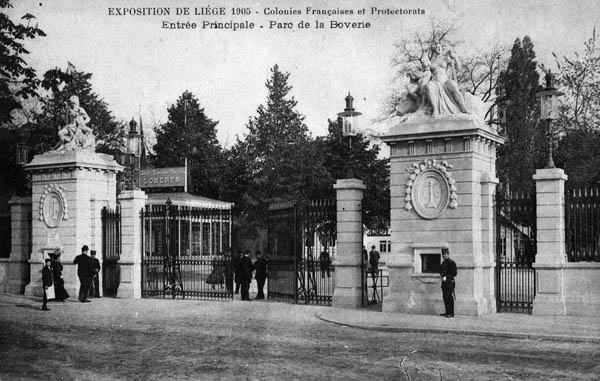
[495,36,544,192]
[320,119,390,231]
[152,91,223,199]
[554,29,600,185]
[0,0,45,123]
[38,65,124,153]
[244,65,326,203]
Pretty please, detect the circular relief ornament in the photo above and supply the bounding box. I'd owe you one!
[39,184,68,228]
[405,159,457,219]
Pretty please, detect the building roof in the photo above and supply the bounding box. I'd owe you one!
[146,192,233,210]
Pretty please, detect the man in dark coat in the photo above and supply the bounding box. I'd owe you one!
[233,251,242,294]
[73,245,93,302]
[254,251,268,299]
[239,250,254,301]
[42,258,53,311]
[89,250,101,298]
[440,248,458,317]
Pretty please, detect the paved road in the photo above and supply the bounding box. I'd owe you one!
[0,294,598,380]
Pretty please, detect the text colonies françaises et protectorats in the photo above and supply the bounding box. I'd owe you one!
[107,6,426,31]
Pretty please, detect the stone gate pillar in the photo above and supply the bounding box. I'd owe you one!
[117,189,147,298]
[532,168,567,315]
[382,117,504,316]
[332,179,366,309]
[23,150,122,297]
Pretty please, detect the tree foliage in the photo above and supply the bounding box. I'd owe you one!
[554,29,600,186]
[152,90,223,199]
[320,120,390,231]
[0,0,45,123]
[495,36,544,192]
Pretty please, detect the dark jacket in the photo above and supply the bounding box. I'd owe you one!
[91,257,101,276]
[73,253,92,278]
[254,258,268,281]
[239,255,254,282]
[440,258,457,283]
[42,266,53,287]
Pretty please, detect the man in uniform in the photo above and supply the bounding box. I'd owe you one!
[89,250,101,298]
[440,248,457,317]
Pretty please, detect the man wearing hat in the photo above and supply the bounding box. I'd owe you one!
[73,245,93,302]
[440,247,457,317]
[89,250,101,298]
[41,258,53,311]
[239,250,254,301]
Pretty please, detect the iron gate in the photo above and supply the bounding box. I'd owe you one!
[267,199,336,305]
[101,206,121,297]
[495,187,537,313]
[141,199,233,300]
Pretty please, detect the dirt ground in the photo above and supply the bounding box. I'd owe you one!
[0,295,598,380]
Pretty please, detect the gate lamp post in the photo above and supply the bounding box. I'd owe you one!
[337,92,361,144]
[536,71,563,169]
[337,93,362,178]
[126,118,142,189]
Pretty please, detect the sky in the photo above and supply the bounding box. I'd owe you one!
[6,0,600,147]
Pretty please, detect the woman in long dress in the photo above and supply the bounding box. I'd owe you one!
[422,41,470,117]
[50,251,70,301]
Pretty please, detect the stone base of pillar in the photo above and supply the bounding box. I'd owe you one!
[564,297,600,316]
[23,272,42,297]
[7,260,30,294]
[332,287,363,309]
[533,294,567,315]
[382,293,488,316]
[116,262,141,299]
[533,265,567,316]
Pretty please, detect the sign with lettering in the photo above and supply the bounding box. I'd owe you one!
[139,167,187,189]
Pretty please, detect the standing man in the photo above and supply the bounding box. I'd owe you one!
[254,251,268,300]
[41,258,53,311]
[369,245,380,283]
[73,245,93,302]
[319,247,331,278]
[239,250,254,301]
[89,250,101,298]
[440,248,457,317]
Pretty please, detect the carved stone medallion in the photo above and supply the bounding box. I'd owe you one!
[405,159,457,219]
[39,184,68,228]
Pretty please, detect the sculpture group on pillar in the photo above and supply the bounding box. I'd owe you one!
[395,42,485,121]
[54,95,96,152]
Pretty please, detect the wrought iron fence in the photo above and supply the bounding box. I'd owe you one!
[565,187,600,262]
[0,195,10,259]
[495,187,537,314]
[267,199,336,306]
[140,200,233,300]
[101,206,121,297]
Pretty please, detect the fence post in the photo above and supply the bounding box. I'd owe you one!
[532,168,567,315]
[332,179,366,309]
[5,197,31,294]
[117,189,147,298]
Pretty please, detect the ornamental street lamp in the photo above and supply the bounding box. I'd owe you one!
[337,92,362,178]
[337,92,362,142]
[126,118,142,188]
[536,71,564,169]
[16,125,32,166]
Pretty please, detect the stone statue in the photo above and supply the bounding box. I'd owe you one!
[396,42,478,120]
[55,95,96,151]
